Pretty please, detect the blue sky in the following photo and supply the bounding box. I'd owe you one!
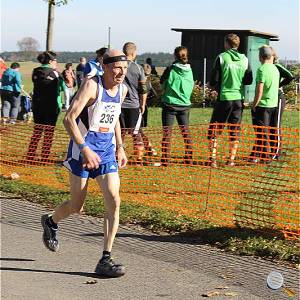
[1,0,299,59]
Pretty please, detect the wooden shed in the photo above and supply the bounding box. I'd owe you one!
[172,28,279,101]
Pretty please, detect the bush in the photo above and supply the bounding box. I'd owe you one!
[190,84,218,108]
[283,80,298,105]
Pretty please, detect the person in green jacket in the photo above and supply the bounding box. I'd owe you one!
[208,33,253,167]
[269,47,294,160]
[250,46,280,163]
[160,46,194,166]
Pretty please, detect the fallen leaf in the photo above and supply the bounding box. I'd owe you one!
[84,280,97,284]
[11,172,20,179]
[201,291,220,297]
[220,274,235,279]
[224,292,238,297]
[283,287,297,297]
[215,286,230,290]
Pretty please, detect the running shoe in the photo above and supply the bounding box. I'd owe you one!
[95,257,125,278]
[41,214,59,252]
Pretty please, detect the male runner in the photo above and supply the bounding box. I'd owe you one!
[41,49,128,278]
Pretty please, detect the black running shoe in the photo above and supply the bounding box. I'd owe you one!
[95,258,125,278]
[41,214,59,252]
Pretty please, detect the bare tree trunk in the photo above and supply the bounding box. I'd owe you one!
[46,2,55,51]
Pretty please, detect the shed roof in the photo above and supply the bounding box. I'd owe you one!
[171,28,279,41]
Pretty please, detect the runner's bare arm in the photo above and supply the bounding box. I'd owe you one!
[115,86,128,168]
[252,82,264,110]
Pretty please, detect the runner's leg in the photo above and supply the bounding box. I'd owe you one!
[51,173,88,223]
[95,172,120,252]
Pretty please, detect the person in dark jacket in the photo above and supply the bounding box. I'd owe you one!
[269,47,294,160]
[146,57,158,76]
[1,62,22,124]
[27,51,66,163]
[140,63,157,157]
[75,56,86,88]
[160,46,194,166]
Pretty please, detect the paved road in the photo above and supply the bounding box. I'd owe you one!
[1,193,298,300]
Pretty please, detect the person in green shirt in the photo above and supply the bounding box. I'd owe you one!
[208,33,253,167]
[160,46,194,166]
[250,45,280,163]
[269,47,294,160]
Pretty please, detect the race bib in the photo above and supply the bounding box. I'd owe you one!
[90,101,120,133]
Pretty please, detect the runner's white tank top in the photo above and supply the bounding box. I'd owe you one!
[64,77,124,164]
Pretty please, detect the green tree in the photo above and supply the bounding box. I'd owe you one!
[44,0,70,51]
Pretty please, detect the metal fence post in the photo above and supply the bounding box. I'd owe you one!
[203,58,207,108]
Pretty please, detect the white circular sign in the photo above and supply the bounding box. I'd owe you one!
[267,271,284,290]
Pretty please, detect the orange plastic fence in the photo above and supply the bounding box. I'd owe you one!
[0,122,299,239]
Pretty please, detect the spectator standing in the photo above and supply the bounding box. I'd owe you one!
[62,63,76,109]
[84,47,108,78]
[160,46,194,166]
[0,56,8,88]
[27,51,66,163]
[1,62,22,124]
[75,57,86,88]
[250,46,280,163]
[146,57,158,76]
[120,42,147,163]
[208,33,253,167]
[269,47,294,159]
[140,63,157,157]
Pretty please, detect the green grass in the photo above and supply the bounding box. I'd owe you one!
[146,107,299,128]
[0,177,299,265]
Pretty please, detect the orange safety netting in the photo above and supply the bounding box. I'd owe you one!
[0,122,299,239]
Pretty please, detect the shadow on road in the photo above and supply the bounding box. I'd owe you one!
[0,267,110,280]
[0,258,35,262]
[81,227,285,246]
